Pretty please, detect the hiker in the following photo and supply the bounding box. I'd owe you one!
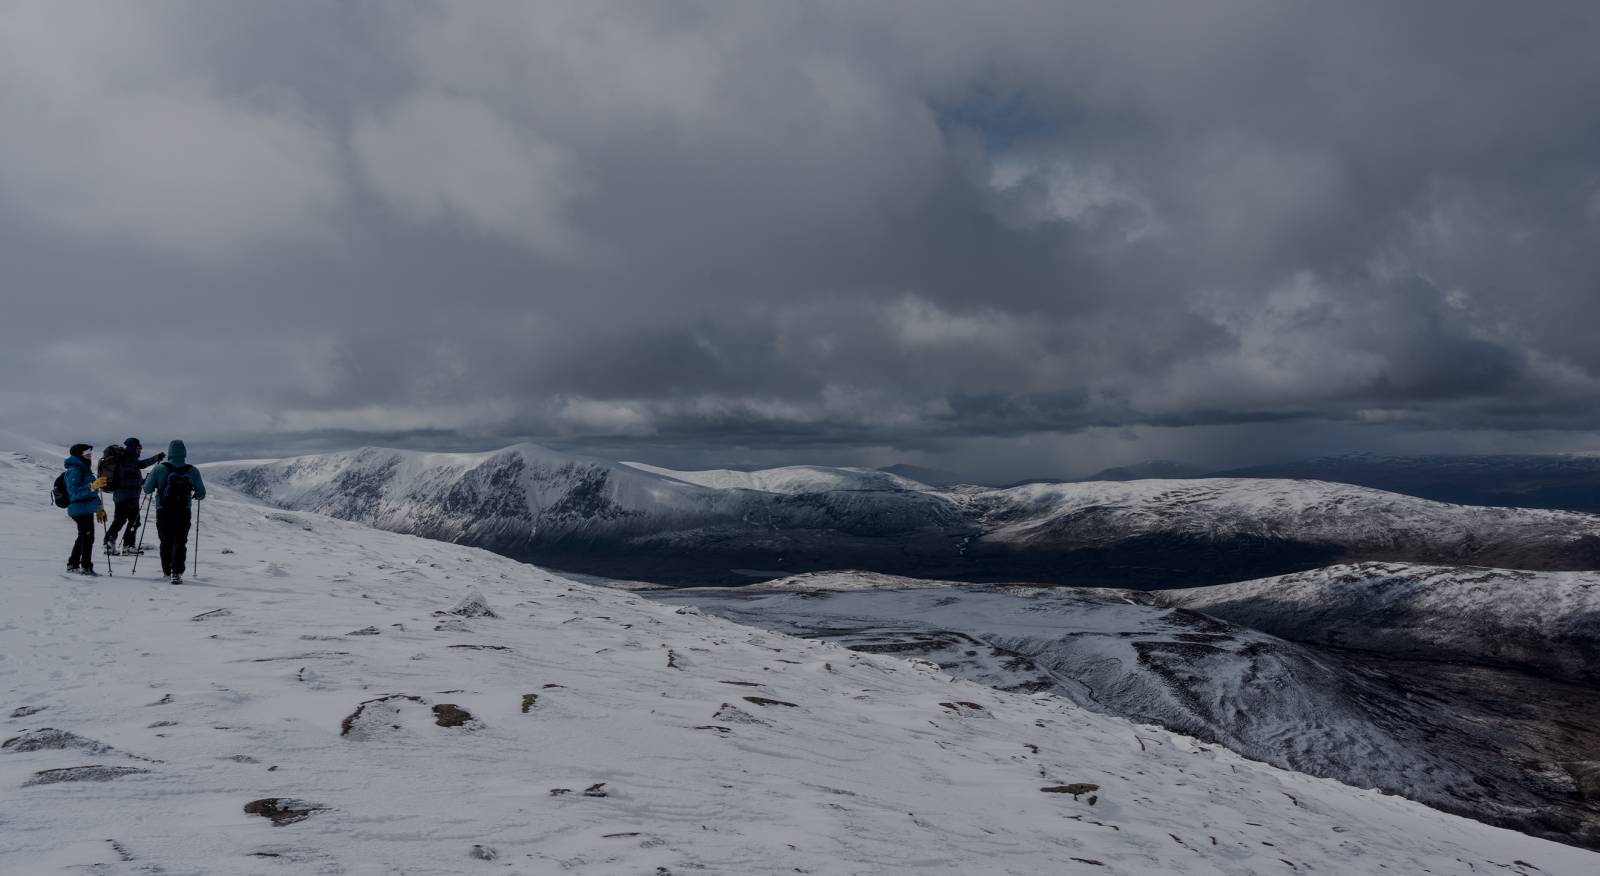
[102,437,164,555]
[143,439,205,584]
[62,444,106,576]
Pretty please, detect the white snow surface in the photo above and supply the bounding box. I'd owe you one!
[1161,561,1600,686]
[621,462,932,494]
[972,477,1600,552]
[744,570,959,592]
[3,446,1596,874]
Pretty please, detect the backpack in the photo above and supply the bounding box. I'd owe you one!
[97,445,124,490]
[162,463,194,505]
[51,473,70,508]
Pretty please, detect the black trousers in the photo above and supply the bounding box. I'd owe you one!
[106,497,142,546]
[68,513,96,570]
[156,505,192,576]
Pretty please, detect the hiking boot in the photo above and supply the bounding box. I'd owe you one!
[105,545,121,556]
[67,564,80,574]
[169,574,183,585]
[79,568,99,577]
[122,545,143,555]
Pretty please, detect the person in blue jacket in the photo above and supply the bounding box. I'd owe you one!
[143,439,206,584]
[63,443,105,575]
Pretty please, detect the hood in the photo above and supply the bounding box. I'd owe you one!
[167,440,187,466]
[64,455,89,470]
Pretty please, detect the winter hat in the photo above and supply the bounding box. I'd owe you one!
[69,443,92,459]
[125,437,141,450]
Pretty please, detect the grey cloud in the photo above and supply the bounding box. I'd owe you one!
[3,1,1600,482]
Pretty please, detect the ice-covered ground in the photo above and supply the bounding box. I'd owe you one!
[2,440,1596,874]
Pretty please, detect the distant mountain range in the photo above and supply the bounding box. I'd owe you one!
[209,445,1600,587]
[1213,453,1600,513]
[911,452,1600,514]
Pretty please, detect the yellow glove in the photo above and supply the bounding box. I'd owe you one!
[91,476,108,490]
[95,508,107,523]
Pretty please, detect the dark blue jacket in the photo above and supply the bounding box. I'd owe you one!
[110,451,162,503]
[63,456,102,518]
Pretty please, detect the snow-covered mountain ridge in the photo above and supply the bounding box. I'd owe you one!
[621,460,933,493]
[5,443,1598,872]
[1160,561,1600,686]
[210,444,1600,586]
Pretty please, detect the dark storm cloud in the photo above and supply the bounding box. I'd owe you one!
[4,1,1600,479]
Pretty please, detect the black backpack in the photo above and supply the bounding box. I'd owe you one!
[51,473,70,508]
[97,446,124,491]
[162,463,194,505]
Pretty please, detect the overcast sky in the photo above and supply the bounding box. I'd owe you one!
[4,1,1600,480]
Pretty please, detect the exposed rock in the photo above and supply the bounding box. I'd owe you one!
[9,705,45,718]
[713,703,767,726]
[23,765,149,786]
[441,591,499,619]
[939,701,990,718]
[243,797,323,825]
[1042,783,1101,799]
[191,609,231,621]
[1567,762,1600,801]
[434,618,471,633]
[521,694,539,713]
[447,644,511,652]
[347,626,381,636]
[743,696,798,708]
[583,782,608,797]
[469,844,499,861]
[3,728,113,755]
[340,694,425,739]
[432,704,475,728]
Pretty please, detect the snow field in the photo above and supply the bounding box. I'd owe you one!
[1,446,1595,874]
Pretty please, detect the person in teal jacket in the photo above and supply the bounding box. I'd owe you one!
[63,443,105,575]
[143,439,206,584]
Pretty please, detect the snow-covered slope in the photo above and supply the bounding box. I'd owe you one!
[623,461,932,493]
[1160,562,1600,686]
[5,447,1598,872]
[213,446,1600,587]
[655,574,1600,849]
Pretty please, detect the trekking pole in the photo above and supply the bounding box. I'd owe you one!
[100,513,114,577]
[131,493,153,575]
[193,500,201,578]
